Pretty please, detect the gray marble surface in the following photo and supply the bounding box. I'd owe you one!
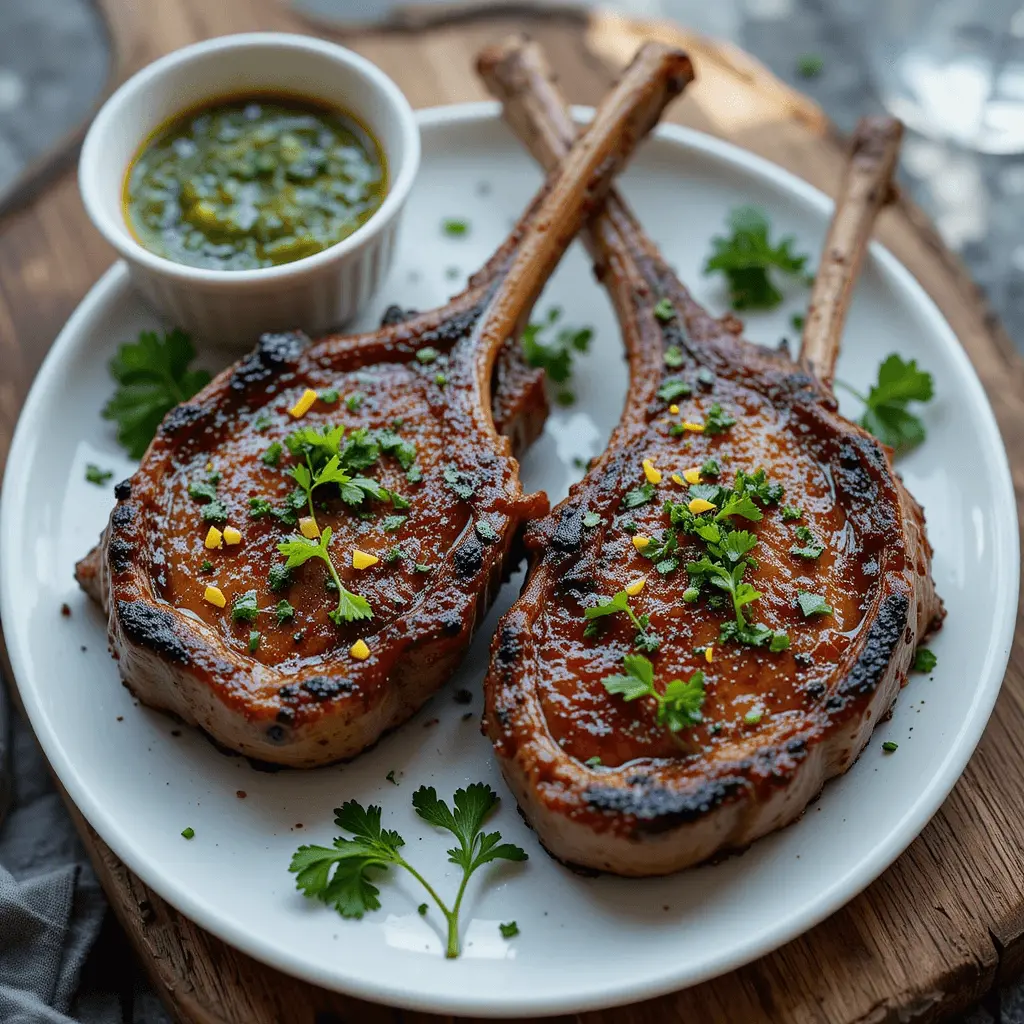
[0,0,1018,1021]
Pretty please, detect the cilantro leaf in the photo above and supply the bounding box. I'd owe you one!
[443,466,476,500]
[278,528,372,625]
[623,482,657,509]
[845,354,935,452]
[703,206,811,311]
[521,311,593,387]
[797,590,833,617]
[102,328,211,459]
[913,647,937,673]
[85,464,113,486]
[231,590,259,623]
[601,654,705,734]
[657,378,692,402]
[790,525,825,560]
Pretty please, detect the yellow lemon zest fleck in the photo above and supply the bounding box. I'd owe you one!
[624,577,646,597]
[668,404,680,415]
[350,639,371,661]
[298,516,320,539]
[223,526,242,546]
[670,473,685,486]
[642,458,662,485]
[204,526,223,550]
[688,498,717,514]
[203,585,226,609]
[288,388,318,418]
[705,645,715,664]
[632,535,651,551]
[681,421,705,433]
[683,467,702,485]
[352,549,379,570]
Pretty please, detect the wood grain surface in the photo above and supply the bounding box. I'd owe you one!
[1,1,1023,1022]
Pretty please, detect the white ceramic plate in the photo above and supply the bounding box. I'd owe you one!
[1,105,1017,1017]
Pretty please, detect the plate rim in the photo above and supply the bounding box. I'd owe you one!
[1,101,1018,1017]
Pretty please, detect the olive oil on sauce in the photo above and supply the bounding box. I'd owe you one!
[123,95,387,271]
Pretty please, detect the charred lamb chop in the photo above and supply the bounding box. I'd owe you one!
[75,43,694,768]
[479,38,942,875]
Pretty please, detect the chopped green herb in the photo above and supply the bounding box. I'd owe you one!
[85,464,113,486]
[520,310,593,386]
[697,368,716,389]
[181,827,195,840]
[584,756,602,767]
[262,442,283,467]
[622,482,657,509]
[781,505,803,521]
[664,346,684,369]
[278,527,373,625]
[790,312,806,332]
[839,354,934,453]
[406,464,423,484]
[415,347,440,364]
[200,559,213,573]
[275,599,295,625]
[700,458,721,477]
[248,630,261,653]
[386,770,398,786]
[102,328,211,459]
[384,546,404,564]
[499,921,520,939]
[418,902,429,916]
[289,783,527,958]
[434,373,448,388]
[601,653,705,734]
[231,590,260,623]
[657,378,692,402]
[743,708,763,725]
[414,563,432,573]
[653,298,675,322]
[797,590,833,617]
[268,563,291,592]
[913,647,937,673]
[442,218,469,237]
[381,515,407,533]
[703,206,811,311]
[475,520,499,543]
[201,499,229,524]
[796,53,825,78]
[346,392,366,413]
[703,403,736,435]
[318,388,340,404]
[882,741,898,753]
[442,466,476,500]
[582,511,602,528]
[790,525,824,560]
[584,591,659,652]
[253,412,272,432]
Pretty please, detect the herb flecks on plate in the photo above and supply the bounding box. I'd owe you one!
[520,307,593,406]
[290,783,527,958]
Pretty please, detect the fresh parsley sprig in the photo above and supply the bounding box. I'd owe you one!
[584,590,660,652]
[703,206,811,311]
[601,653,705,734]
[838,354,934,452]
[278,527,372,624]
[290,783,527,958]
[520,307,594,406]
[102,328,211,458]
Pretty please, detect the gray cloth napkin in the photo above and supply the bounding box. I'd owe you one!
[0,677,170,1024]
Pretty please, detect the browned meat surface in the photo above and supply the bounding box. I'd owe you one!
[479,39,943,876]
[76,43,695,768]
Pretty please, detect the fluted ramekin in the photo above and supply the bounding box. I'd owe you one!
[79,33,420,350]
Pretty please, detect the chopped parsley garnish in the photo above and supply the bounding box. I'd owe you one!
[181,827,195,840]
[268,563,291,592]
[102,328,211,459]
[913,647,937,673]
[584,756,602,767]
[697,368,716,388]
[434,373,448,388]
[657,378,692,402]
[253,413,272,432]
[601,653,705,734]
[790,312,806,332]
[381,515,407,533]
[418,903,428,916]
[278,527,372,625]
[262,441,283,467]
[318,388,340,404]
[346,392,366,412]
[475,520,499,543]
[700,458,720,477]
[520,307,593,394]
[275,599,295,625]
[797,590,833,617]
[499,921,520,939]
[188,479,218,502]
[584,591,660,652]
[790,525,824,560]
[415,347,440,364]
[744,708,764,725]
[582,511,602,528]
[248,630,261,653]
[882,740,898,753]
[201,499,228,524]
[442,466,476,500]
[839,354,934,452]
[231,590,260,623]
[653,298,675,322]
[664,346,684,369]
[384,546,404,564]
[386,770,398,786]
[703,206,811,311]
[703,402,736,435]
[796,53,825,78]
[85,464,113,486]
[442,218,469,237]
[622,482,657,509]
[781,505,803,521]
[289,783,527,959]
[200,560,213,573]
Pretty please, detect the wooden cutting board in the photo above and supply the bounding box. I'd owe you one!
[2,1,1023,1021]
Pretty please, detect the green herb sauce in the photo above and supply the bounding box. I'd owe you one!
[124,95,387,271]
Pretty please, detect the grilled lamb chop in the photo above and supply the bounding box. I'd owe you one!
[479,38,942,876]
[75,42,695,768]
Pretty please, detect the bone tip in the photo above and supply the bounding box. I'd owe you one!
[852,115,905,162]
[476,33,533,75]
[632,41,696,95]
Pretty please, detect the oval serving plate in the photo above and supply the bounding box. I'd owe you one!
[1,104,1017,1017]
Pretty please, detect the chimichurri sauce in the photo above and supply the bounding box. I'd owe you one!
[124,96,387,271]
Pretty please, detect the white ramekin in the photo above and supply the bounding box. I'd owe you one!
[79,33,420,350]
